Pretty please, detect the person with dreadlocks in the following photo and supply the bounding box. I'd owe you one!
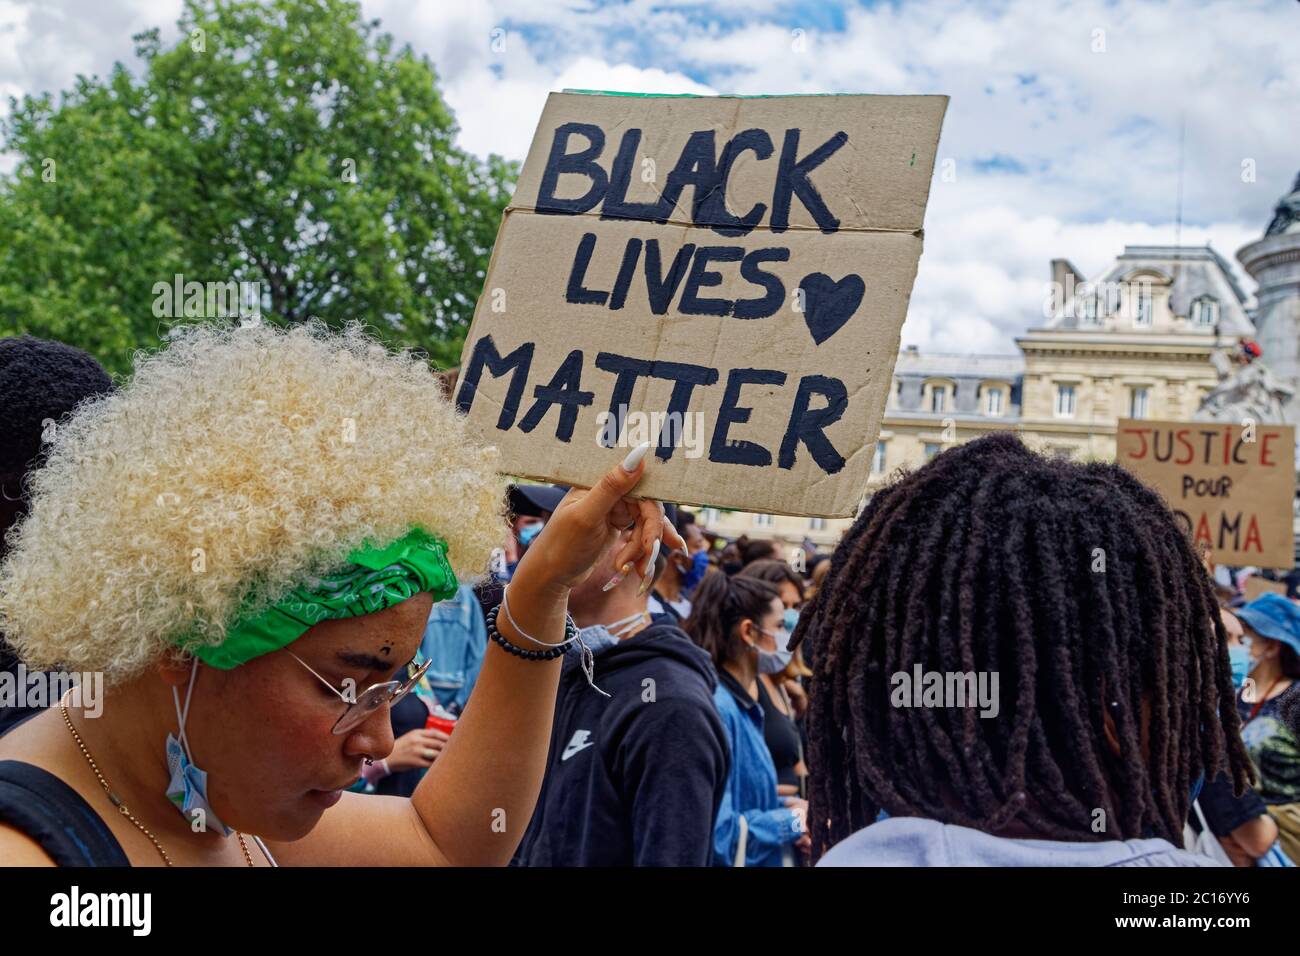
[685,572,808,866]
[792,433,1252,866]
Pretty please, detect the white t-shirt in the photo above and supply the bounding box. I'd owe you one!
[648,592,692,621]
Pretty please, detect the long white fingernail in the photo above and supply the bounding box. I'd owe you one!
[621,440,652,473]
[637,539,661,595]
[602,563,633,592]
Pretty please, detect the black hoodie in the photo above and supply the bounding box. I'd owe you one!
[514,622,729,866]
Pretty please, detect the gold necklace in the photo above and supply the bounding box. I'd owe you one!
[60,704,254,867]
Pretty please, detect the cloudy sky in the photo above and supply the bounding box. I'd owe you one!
[1,0,1296,354]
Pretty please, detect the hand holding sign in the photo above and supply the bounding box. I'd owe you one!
[457,91,947,518]
[514,441,686,591]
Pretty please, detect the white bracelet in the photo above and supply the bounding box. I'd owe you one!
[500,585,577,648]
[500,584,610,698]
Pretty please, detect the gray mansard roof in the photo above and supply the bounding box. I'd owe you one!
[891,349,1024,419]
[1049,245,1254,336]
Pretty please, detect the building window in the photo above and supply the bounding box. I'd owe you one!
[1129,386,1149,419]
[1080,292,1099,324]
[1054,384,1076,418]
[871,440,887,475]
[930,385,948,413]
[1132,286,1152,328]
[923,443,941,461]
[754,513,774,528]
[701,508,720,525]
[1191,296,1219,328]
[985,387,1004,416]
[809,517,826,531]
[1051,446,1075,461]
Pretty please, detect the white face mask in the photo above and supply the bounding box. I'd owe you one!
[751,625,793,674]
[571,611,651,700]
[165,659,234,836]
[575,611,650,656]
[605,610,649,638]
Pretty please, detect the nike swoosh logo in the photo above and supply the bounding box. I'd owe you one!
[561,738,594,761]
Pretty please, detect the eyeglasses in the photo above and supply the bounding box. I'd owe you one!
[289,651,433,736]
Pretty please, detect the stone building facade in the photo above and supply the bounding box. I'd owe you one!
[702,242,1260,551]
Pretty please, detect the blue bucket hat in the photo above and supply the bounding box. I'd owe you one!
[1236,593,1300,656]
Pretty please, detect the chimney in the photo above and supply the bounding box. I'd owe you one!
[1051,258,1085,292]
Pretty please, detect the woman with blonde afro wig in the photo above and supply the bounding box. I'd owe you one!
[0,322,680,866]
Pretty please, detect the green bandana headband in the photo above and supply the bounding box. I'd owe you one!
[177,527,458,669]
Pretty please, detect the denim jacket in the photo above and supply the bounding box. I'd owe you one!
[711,668,801,866]
[416,583,487,716]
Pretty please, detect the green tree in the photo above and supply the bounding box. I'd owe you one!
[0,0,515,374]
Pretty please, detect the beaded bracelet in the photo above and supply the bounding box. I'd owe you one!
[486,603,573,661]
[501,586,577,648]
[485,599,612,698]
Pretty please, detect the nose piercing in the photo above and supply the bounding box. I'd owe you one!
[363,758,374,766]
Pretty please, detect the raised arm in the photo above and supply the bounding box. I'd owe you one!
[272,442,685,866]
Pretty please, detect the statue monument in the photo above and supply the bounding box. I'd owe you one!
[1196,338,1294,424]
[1238,172,1300,424]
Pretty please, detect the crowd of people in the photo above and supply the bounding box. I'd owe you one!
[1,325,1299,867]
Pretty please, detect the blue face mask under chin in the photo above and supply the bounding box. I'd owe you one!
[165,659,234,837]
[681,550,709,591]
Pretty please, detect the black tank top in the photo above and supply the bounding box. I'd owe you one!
[0,760,128,865]
[755,678,802,789]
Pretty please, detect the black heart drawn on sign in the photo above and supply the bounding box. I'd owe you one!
[799,272,865,345]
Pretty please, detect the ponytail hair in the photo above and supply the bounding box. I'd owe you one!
[685,572,779,668]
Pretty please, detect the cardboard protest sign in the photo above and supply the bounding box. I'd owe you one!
[455,91,948,517]
[1116,419,1296,568]
[1243,575,1287,602]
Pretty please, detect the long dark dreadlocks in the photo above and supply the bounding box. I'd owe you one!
[793,433,1253,860]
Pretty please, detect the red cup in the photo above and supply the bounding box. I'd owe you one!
[425,714,457,736]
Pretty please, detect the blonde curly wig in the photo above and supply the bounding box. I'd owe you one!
[0,322,506,685]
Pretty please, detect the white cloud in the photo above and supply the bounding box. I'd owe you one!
[908,200,1262,354]
[0,0,182,115]
[445,55,714,161]
[661,0,1298,227]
